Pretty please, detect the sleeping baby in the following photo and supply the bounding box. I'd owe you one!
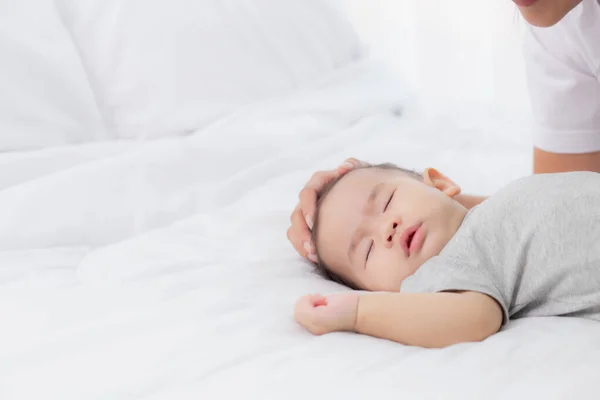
[294,162,600,348]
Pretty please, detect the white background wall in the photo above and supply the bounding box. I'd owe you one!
[343,0,532,116]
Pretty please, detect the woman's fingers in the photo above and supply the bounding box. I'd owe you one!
[287,158,369,262]
[288,206,310,252]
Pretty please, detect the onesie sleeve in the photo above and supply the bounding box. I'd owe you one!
[400,256,511,327]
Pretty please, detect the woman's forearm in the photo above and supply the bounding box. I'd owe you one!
[533,148,600,174]
[455,194,487,209]
[354,292,501,348]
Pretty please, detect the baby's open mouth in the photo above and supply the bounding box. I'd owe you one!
[401,223,423,257]
[407,231,416,249]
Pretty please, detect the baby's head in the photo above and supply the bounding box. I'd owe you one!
[311,163,467,292]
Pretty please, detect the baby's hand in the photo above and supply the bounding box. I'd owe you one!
[294,292,359,335]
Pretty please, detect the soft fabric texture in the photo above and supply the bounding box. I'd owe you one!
[525,0,600,153]
[54,0,364,139]
[0,0,107,151]
[5,1,600,399]
[402,171,600,326]
[3,55,596,399]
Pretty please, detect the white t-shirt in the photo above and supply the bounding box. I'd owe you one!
[525,0,600,153]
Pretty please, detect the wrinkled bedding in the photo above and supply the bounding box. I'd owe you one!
[1,58,599,400]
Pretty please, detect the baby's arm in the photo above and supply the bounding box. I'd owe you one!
[356,291,502,348]
[295,291,502,348]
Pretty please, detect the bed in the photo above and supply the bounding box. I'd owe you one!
[2,0,600,399]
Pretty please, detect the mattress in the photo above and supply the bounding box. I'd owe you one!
[1,54,599,400]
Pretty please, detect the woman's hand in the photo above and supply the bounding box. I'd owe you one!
[294,292,360,335]
[287,158,368,263]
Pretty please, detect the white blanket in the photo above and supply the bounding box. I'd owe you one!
[2,58,599,400]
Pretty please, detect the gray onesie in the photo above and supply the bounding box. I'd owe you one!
[400,171,600,326]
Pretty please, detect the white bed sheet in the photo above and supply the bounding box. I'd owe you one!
[1,58,599,400]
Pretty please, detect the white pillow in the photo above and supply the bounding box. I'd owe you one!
[0,0,108,151]
[55,0,364,139]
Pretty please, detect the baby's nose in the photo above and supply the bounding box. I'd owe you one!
[382,221,398,248]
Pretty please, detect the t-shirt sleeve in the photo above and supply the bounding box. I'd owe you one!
[524,25,600,154]
[400,256,511,326]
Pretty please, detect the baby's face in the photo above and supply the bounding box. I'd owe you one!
[316,167,467,291]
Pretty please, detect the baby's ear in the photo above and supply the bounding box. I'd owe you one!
[423,168,461,197]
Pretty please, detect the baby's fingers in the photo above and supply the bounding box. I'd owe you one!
[295,294,325,310]
[294,296,314,326]
[308,294,328,307]
[294,294,327,332]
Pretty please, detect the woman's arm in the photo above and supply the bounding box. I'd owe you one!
[454,194,487,209]
[355,291,502,348]
[533,148,600,174]
[452,148,600,209]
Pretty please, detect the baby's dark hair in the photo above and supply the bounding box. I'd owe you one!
[311,163,423,289]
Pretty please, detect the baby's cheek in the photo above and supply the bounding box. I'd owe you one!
[372,255,404,291]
